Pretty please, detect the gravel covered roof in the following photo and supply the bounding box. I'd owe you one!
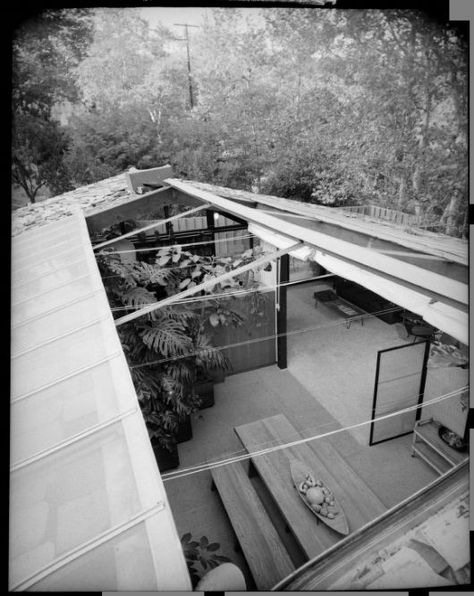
[12,173,132,237]
[12,172,468,268]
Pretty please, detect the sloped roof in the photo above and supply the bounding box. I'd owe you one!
[188,181,468,267]
[11,211,190,591]
[13,173,467,268]
[12,173,132,237]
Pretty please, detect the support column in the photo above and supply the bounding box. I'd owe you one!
[206,209,216,256]
[277,254,289,369]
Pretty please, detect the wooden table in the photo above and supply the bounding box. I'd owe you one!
[234,414,386,561]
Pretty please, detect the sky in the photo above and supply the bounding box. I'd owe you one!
[140,7,210,28]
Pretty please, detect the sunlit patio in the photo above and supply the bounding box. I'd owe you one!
[163,291,442,588]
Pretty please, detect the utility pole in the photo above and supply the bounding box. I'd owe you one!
[173,23,200,109]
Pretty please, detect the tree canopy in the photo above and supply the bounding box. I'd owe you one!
[11,7,468,236]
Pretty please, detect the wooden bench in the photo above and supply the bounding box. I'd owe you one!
[211,462,295,590]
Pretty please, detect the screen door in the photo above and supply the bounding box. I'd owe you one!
[369,340,430,445]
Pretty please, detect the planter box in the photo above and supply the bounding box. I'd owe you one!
[197,379,215,409]
[153,441,180,472]
[176,414,193,443]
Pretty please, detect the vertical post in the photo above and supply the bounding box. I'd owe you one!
[164,206,174,240]
[174,23,200,109]
[184,25,194,108]
[277,254,289,369]
[369,351,382,446]
[415,340,431,422]
[206,209,216,256]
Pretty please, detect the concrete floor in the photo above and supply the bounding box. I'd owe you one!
[287,279,411,445]
[164,293,439,588]
[164,368,438,588]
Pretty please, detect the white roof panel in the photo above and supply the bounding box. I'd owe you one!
[10,212,190,591]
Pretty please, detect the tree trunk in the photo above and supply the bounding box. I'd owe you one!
[397,176,407,209]
[442,190,461,236]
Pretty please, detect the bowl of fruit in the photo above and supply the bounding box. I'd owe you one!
[290,458,349,536]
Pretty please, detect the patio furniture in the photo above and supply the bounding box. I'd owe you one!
[411,419,468,475]
[334,278,401,324]
[211,461,294,589]
[401,312,423,337]
[234,414,386,561]
[410,324,438,343]
[313,290,365,329]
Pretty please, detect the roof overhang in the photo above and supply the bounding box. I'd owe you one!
[163,179,467,344]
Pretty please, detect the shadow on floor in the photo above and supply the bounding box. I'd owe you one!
[164,362,437,589]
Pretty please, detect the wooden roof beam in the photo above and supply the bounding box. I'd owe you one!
[164,179,467,306]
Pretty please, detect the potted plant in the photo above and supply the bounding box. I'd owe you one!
[96,247,230,470]
[180,533,231,588]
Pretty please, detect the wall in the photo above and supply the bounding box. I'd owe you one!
[421,366,469,437]
[207,292,276,375]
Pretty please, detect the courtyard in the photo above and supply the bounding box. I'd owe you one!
[163,277,443,589]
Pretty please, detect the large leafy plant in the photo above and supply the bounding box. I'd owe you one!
[97,240,269,451]
[97,249,230,450]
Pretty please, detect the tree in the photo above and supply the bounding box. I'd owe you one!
[12,8,92,202]
[66,9,191,185]
[259,8,467,232]
[12,113,71,201]
[75,8,167,110]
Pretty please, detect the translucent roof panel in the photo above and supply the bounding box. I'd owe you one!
[11,318,122,399]
[11,356,137,465]
[12,256,91,301]
[29,516,163,592]
[12,273,100,326]
[10,419,144,584]
[10,213,190,591]
[12,246,88,287]
[11,292,108,356]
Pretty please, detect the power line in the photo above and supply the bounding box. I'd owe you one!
[128,302,406,371]
[106,272,335,303]
[96,232,255,257]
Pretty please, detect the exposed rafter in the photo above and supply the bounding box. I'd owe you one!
[164,179,467,307]
[93,203,210,251]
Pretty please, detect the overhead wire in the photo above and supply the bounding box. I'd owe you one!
[152,380,444,481]
[107,273,337,308]
[128,301,406,371]
[161,386,467,483]
[95,232,255,256]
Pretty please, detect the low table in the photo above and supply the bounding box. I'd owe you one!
[234,414,386,561]
[313,290,365,328]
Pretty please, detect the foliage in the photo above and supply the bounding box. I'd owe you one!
[97,240,270,450]
[12,8,92,116]
[13,8,468,235]
[181,533,231,587]
[12,113,73,201]
[64,102,171,186]
[12,8,92,202]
